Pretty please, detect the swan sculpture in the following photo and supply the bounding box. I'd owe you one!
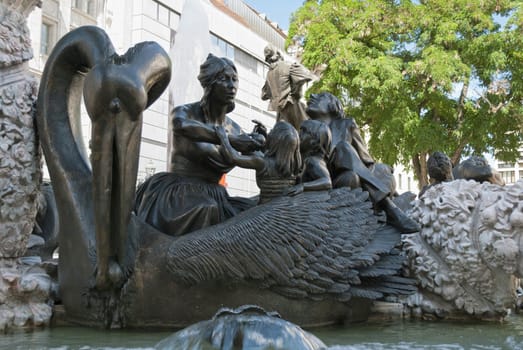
[36,26,415,328]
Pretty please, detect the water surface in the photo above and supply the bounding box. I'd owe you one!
[4,315,523,350]
[315,317,523,349]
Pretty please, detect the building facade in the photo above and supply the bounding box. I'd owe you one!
[394,164,419,194]
[28,0,286,197]
[491,150,523,185]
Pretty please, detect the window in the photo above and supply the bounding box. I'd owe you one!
[498,162,515,169]
[210,34,266,73]
[211,34,235,60]
[73,0,86,11]
[73,0,96,17]
[235,49,257,72]
[143,1,179,29]
[158,4,169,25]
[218,39,227,55]
[40,22,52,56]
[169,11,180,29]
[73,0,83,9]
[500,170,515,184]
[210,35,218,47]
[143,0,157,19]
[226,43,235,60]
[87,0,96,16]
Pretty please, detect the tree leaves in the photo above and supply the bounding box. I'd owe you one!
[289,0,523,187]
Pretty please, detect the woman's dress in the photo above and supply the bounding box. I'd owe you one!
[133,102,255,236]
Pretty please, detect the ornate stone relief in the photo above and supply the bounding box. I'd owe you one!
[0,0,53,330]
[404,179,523,320]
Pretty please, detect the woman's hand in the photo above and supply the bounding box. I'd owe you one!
[249,133,266,150]
[231,133,265,154]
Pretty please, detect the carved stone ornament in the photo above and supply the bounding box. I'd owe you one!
[0,0,52,331]
[0,0,40,67]
[404,179,523,320]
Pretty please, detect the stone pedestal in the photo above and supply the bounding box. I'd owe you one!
[0,258,53,329]
[0,0,53,330]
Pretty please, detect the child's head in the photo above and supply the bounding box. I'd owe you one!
[306,92,345,122]
[265,121,302,177]
[427,151,453,183]
[299,120,332,158]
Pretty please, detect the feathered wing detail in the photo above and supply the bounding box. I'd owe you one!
[167,188,415,302]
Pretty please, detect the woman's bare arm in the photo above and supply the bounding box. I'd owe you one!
[173,114,219,143]
[215,126,265,171]
[172,106,264,152]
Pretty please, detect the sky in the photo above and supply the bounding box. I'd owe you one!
[244,1,305,31]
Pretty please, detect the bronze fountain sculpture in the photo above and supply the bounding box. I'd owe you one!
[36,26,416,329]
[36,23,523,331]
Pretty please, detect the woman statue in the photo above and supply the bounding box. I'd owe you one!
[134,54,265,236]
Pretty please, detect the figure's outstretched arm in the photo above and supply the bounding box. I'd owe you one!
[302,176,332,192]
[173,113,219,143]
[173,111,264,153]
[228,132,266,154]
[287,158,332,196]
[215,126,265,171]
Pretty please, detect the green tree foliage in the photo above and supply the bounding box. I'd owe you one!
[288,0,523,188]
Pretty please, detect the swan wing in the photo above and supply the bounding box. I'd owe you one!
[167,188,415,301]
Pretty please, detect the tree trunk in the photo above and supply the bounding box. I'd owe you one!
[450,74,470,166]
[450,140,468,166]
[412,152,428,190]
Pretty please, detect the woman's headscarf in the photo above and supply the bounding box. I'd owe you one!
[198,54,237,118]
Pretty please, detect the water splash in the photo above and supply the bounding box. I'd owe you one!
[167,0,211,163]
[169,0,211,107]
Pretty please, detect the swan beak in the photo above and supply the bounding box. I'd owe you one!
[84,43,171,291]
[85,65,146,290]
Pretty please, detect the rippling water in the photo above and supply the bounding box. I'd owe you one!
[3,315,523,350]
[315,317,523,349]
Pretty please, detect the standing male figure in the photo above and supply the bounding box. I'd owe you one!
[261,45,315,130]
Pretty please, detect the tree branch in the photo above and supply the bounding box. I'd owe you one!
[450,139,468,165]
